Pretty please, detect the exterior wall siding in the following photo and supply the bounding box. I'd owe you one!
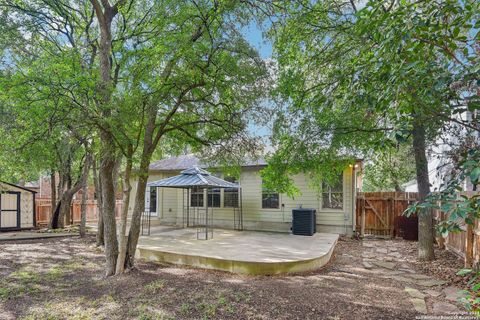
[0,182,35,229]
[128,166,356,235]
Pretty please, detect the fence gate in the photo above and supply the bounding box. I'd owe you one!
[356,192,418,238]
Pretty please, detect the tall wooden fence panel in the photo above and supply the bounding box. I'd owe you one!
[356,192,419,238]
[35,198,122,227]
[433,191,480,268]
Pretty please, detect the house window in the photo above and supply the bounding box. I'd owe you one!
[224,177,239,208]
[191,187,204,207]
[149,187,157,213]
[322,174,343,210]
[262,181,279,209]
[207,188,221,207]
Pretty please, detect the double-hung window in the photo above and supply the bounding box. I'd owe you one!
[322,174,344,210]
[208,187,221,207]
[191,187,204,207]
[262,181,279,209]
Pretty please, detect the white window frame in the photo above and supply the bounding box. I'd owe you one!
[321,173,345,211]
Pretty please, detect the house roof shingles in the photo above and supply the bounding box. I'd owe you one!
[148,155,267,171]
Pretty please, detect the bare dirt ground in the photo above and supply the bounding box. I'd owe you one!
[0,235,467,320]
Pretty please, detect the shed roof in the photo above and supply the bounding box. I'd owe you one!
[149,155,267,171]
[147,167,240,189]
[0,181,37,193]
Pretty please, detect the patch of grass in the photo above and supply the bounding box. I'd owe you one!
[9,269,41,283]
[217,294,227,306]
[136,304,174,320]
[21,303,62,320]
[197,301,218,318]
[234,291,251,303]
[0,284,16,301]
[179,303,191,315]
[215,294,236,314]
[144,279,166,294]
[21,301,96,320]
[225,303,236,314]
[0,269,43,301]
[45,266,64,280]
[63,258,86,271]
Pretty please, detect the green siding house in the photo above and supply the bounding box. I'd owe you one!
[128,155,362,235]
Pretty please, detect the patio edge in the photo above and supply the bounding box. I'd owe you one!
[137,234,338,275]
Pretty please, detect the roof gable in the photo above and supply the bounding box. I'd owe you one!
[0,181,37,193]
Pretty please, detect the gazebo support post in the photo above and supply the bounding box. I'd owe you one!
[240,188,243,231]
[187,188,190,227]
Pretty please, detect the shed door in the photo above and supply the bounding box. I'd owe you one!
[0,192,20,229]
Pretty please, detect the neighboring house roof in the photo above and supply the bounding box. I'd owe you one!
[0,181,38,193]
[147,166,240,189]
[25,181,40,189]
[149,154,267,171]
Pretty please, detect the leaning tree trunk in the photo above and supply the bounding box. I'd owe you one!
[51,190,75,229]
[124,111,157,270]
[50,154,92,229]
[412,115,435,261]
[116,154,132,274]
[49,171,70,229]
[124,156,150,269]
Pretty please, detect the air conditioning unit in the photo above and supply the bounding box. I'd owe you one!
[292,208,316,236]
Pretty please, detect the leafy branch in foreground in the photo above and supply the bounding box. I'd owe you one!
[456,268,480,313]
[405,148,480,237]
[405,148,480,312]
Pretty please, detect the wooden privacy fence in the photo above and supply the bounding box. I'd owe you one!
[356,192,419,238]
[356,191,480,268]
[433,191,480,268]
[35,198,123,227]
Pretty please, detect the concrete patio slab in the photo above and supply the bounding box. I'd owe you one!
[137,226,338,275]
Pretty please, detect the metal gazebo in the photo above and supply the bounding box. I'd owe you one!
[145,166,243,240]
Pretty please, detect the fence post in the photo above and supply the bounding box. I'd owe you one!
[466,222,474,268]
[389,197,394,237]
[437,200,446,250]
[361,196,366,237]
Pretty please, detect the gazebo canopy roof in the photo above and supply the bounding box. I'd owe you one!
[147,166,240,189]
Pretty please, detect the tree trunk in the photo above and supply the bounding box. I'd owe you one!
[79,154,92,237]
[124,111,157,270]
[80,179,88,237]
[50,154,92,229]
[124,158,149,269]
[56,191,75,229]
[100,134,119,276]
[57,173,64,208]
[412,116,435,261]
[64,157,73,226]
[50,201,61,229]
[93,157,104,246]
[116,155,132,274]
[50,172,56,217]
[91,0,120,276]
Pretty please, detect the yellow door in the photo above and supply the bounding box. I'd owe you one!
[1,193,19,229]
